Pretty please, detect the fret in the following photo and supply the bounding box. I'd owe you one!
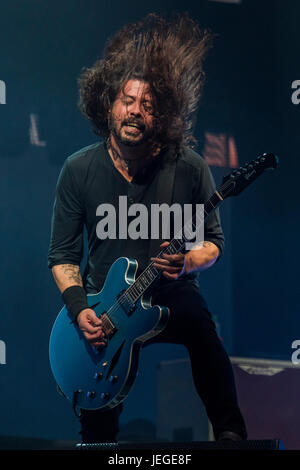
[146,267,156,280]
[167,243,177,254]
[130,285,139,299]
[205,199,215,212]
[153,265,160,276]
[142,270,152,283]
[206,194,221,211]
[136,283,143,293]
[173,238,183,250]
[129,290,138,303]
[139,274,148,288]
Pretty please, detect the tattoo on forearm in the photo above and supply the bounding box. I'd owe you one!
[61,264,83,285]
[188,258,197,270]
[203,241,219,259]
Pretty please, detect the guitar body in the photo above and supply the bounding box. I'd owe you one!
[49,257,169,411]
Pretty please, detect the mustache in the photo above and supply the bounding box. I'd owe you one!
[122,119,146,131]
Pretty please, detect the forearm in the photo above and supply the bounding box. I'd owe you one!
[184,241,220,274]
[52,264,83,294]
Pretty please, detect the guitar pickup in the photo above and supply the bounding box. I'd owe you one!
[117,290,136,316]
[100,313,117,338]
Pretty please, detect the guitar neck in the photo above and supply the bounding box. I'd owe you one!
[122,151,279,304]
[125,191,224,303]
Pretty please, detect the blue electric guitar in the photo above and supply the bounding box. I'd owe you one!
[49,153,278,412]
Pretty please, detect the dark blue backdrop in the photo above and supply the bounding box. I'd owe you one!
[0,0,299,441]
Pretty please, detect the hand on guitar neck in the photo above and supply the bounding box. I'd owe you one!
[151,241,186,279]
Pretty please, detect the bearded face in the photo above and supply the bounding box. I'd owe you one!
[108,79,156,147]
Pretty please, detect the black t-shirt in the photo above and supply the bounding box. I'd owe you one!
[48,141,224,292]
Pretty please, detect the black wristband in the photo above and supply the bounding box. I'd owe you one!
[61,285,89,321]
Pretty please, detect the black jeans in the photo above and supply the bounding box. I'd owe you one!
[79,279,247,442]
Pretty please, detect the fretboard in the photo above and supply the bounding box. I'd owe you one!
[122,190,224,306]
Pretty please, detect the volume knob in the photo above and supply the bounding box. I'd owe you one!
[100,392,110,400]
[94,372,103,380]
[109,375,118,383]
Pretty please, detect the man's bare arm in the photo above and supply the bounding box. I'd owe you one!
[184,241,220,273]
[151,241,220,280]
[52,264,83,293]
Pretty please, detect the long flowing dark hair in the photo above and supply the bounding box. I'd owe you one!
[77,13,214,160]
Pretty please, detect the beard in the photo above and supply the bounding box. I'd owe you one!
[108,114,154,147]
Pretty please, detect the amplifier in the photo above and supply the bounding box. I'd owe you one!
[156,356,300,449]
[230,356,300,450]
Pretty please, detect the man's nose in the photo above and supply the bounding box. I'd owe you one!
[129,101,142,116]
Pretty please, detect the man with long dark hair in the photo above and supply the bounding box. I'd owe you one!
[48,13,247,443]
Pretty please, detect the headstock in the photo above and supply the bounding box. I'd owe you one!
[219,153,278,199]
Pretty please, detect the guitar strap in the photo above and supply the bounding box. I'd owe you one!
[148,153,177,260]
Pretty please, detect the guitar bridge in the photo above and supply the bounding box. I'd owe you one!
[101,313,117,338]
